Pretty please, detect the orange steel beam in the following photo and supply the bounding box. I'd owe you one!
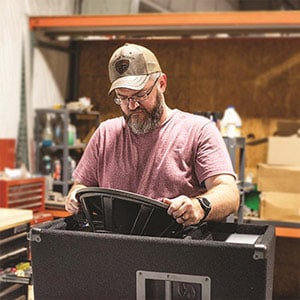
[29,11,300,30]
[276,227,300,239]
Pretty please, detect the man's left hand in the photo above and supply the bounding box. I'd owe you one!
[163,196,202,226]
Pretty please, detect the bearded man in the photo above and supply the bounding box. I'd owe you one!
[65,43,239,226]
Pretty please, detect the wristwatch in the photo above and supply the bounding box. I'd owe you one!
[197,197,211,222]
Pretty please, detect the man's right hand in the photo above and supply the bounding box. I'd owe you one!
[65,189,80,214]
[65,183,87,214]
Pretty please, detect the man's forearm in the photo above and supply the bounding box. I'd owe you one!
[202,175,240,221]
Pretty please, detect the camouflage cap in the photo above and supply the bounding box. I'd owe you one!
[108,43,161,94]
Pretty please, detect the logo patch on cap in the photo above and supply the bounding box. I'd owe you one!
[115,59,129,75]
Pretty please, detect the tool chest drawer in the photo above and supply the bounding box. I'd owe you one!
[0,282,28,299]
[0,209,32,300]
[0,177,45,212]
[0,223,29,266]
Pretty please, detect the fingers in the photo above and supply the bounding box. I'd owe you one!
[65,191,80,214]
[164,196,187,218]
[163,196,194,226]
[162,198,172,205]
[65,199,79,214]
[163,197,183,216]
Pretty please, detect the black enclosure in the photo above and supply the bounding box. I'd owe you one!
[29,188,275,300]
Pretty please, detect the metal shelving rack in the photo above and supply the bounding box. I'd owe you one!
[29,11,300,38]
[223,136,246,224]
[34,108,99,197]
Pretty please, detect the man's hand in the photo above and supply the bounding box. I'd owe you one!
[65,190,80,214]
[163,196,202,226]
[65,183,87,214]
[162,175,239,226]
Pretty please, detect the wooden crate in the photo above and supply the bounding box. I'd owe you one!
[0,177,45,212]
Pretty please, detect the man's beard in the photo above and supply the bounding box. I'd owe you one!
[124,92,164,135]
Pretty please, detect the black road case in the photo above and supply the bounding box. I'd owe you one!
[29,188,275,300]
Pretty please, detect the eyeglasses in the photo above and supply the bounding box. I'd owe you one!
[114,74,160,105]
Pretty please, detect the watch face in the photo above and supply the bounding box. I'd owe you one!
[201,197,210,207]
[197,197,211,222]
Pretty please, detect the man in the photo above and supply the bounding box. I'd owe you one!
[65,43,239,226]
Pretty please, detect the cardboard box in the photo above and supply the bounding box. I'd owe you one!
[277,120,300,136]
[267,136,300,165]
[260,191,300,223]
[257,163,300,193]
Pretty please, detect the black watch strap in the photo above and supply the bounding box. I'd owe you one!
[197,197,211,222]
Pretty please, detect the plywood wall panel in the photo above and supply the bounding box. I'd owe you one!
[77,38,300,170]
[77,38,300,119]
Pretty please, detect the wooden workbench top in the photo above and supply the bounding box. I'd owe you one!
[0,208,33,231]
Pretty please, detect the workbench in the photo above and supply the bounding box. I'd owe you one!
[0,208,33,299]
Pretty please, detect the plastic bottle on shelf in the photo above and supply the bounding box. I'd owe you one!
[67,156,76,180]
[52,159,61,181]
[220,105,242,138]
[42,115,54,146]
[67,119,77,146]
[54,115,63,145]
[42,155,52,175]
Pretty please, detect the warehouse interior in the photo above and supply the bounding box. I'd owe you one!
[0,0,299,299]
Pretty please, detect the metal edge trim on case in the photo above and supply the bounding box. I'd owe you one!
[27,228,42,243]
[253,243,267,260]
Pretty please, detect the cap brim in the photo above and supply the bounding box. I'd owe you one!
[108,75,149,94]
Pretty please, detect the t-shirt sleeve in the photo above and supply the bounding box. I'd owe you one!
[195,121,236,184]
[72,126,101,186]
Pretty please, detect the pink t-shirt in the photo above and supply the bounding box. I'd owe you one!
[73,109,235,201]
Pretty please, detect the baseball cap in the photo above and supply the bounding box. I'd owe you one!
[108,43,161,94]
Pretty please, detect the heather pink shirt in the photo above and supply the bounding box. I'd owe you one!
[73,109,235,201]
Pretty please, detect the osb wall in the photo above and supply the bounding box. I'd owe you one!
[77,38,300,180]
